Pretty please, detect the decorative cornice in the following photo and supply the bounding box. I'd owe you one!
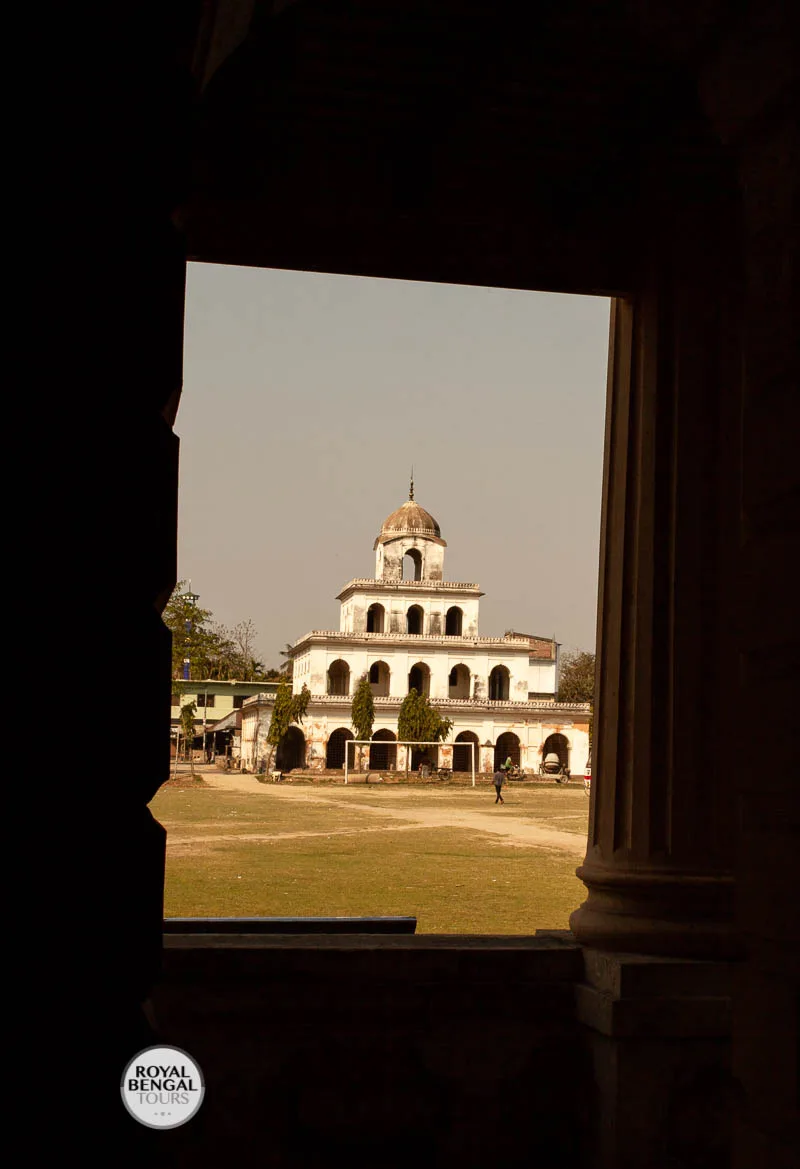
[289,631,534,653]
[337,578,481,600]
[373,531,448,549]
[243,694,589,714]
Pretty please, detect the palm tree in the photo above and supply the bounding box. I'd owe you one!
[279,642,294,681]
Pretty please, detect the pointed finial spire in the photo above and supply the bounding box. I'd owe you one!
[409,467,415,500]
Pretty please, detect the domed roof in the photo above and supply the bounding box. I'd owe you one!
[380,498,441,538]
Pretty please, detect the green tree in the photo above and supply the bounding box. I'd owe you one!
[398,689,453,746]
[278,643,295,681]
[179,700,197,774]
[162,582,269,680]
[558,648,595,748]
[557,649,595,702]
[350,673,375,771]
[265,681,311,772]
[163,583,216,679]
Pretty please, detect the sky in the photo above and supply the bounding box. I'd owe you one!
[179,263,610,669]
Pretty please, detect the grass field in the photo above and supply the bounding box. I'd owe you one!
[150,778,590,934]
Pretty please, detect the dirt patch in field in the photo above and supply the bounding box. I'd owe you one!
[181,769,586,856]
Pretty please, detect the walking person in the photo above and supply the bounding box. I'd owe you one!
[493,765,505,805]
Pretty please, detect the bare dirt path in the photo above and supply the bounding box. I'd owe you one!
[174,768,587,856]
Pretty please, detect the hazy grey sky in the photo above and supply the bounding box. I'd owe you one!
[179,264,610,668]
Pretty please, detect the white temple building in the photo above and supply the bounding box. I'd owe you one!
[242,483,591,777]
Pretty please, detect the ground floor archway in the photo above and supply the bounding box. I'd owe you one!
[411,744,439,772]
[494,732,521,770]
[276,726,306,770]
[453,730,479,773]
[369,729,397,770]
[542,732,570,771]
[326,727,353,769]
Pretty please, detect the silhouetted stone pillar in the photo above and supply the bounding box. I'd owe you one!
[571,141,742,959]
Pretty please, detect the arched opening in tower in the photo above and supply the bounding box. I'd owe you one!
[408,662,431,696]
[448,664,471,698]
[403,549,423,581]
[407,605,424,634]
[366,603,385,633]
[327,659,350,696]
[489,665,510,701]
[445,606,463,635]
[369,660,390,696]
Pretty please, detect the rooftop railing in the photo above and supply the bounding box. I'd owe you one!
[243,693,589,711]
[292,630,533,646]
[339,578,481,591]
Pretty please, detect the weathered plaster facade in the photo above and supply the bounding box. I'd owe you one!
[244,489,589,774]
[243,691,590,776]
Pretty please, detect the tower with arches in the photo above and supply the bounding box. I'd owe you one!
[265,482,587,783]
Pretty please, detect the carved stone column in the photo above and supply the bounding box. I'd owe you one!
[571,146,742,958]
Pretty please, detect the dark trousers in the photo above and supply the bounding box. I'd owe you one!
[494,784,504,803]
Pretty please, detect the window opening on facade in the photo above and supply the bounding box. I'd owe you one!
[327,659,350,696]
[368,660,390,696]
[448,664,471,698]
[403,549,423,581]
[366,603,385,633]
[445,606,463,635]
[407,604,424,634]
[489,665,510,701]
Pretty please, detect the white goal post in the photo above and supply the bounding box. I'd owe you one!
[344,739,476,786]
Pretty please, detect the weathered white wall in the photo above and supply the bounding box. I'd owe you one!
[279,509,583,772]
[341,588,480,637]
[294,639,534,703]
[240,701,272,771]
[247,698,590,776]
[527,660,557,696]
[376,535,445,581]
